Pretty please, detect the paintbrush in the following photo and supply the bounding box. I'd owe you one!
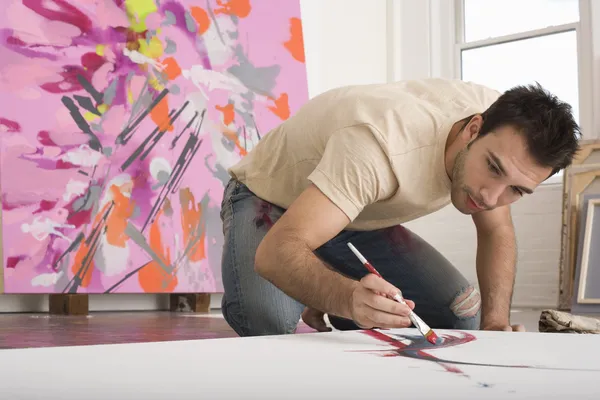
[347,242,442,345]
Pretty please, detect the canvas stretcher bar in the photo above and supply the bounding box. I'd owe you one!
[576,198,600,303]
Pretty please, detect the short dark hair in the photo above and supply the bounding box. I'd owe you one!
[478,82,581,177]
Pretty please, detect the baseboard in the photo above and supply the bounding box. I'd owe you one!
[0,293,223,313]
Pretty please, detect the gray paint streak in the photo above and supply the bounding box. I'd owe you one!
[227,45,280,98]
[162,11,176,26]
[124,223,173,274]
[164,37,177,54]
[184,11,197,33]
[103,76,119,106]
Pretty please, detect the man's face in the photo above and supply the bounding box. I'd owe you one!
[450,124,553,215]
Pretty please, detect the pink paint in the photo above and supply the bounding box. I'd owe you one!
[0,117,21,132]
[0,0,309,293]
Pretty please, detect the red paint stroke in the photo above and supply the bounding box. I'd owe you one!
[254,200,274,229]
[6,256,26,269]
[37,131,57,146]
[56,159,78,169]
[386,224,415,251]
[361,330,474,377]
[358,330,600,375]
[22,0,93,34]
[33,200,58,214]
[0,118,21,133]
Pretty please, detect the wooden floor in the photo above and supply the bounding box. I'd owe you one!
[0,308,583,350]
[0,311,316,349]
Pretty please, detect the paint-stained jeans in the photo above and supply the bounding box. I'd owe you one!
[220,179,481,336]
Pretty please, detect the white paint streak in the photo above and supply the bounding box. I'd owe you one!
[149,157,172,181]
[181,66,247,97]
[21,217,75,243]
[123,48,165,70]
[63,179,89,202]
[61,144,104,167]
[31,271,64,287]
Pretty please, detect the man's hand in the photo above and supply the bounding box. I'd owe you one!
[349,274,415,329]
[482,323,526,332]
[301,274,416,331]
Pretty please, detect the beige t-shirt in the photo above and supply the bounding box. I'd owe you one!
[229,78,500,231]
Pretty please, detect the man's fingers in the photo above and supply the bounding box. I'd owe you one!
[362,305,412,329]
[363,291,412,317]
[360,274,416,312]
[361,274,401,298]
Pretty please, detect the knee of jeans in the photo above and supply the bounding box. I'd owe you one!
[221,295,299,337]
[448,285,481,329]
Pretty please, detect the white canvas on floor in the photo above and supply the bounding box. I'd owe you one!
[1,327,599,399]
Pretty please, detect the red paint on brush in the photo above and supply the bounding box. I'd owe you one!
[425,330,439,345]
[363,262,381,277]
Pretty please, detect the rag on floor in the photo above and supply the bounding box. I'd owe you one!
[539,309,600,334]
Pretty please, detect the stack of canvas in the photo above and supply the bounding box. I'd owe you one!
[559,140,600,313]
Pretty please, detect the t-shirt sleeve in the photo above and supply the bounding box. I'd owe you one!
[306,123,398,222]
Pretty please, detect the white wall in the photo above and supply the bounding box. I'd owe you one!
[2,0,597,312]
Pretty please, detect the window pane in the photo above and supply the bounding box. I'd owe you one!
[464,0,579,42]
[461,30,579,124]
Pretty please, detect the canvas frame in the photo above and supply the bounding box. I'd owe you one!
[558,139,600,309]
[576,198,600,304]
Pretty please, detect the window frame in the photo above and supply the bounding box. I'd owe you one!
[453,0,595,185]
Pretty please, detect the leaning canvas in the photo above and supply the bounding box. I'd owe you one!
[0,0,309,293]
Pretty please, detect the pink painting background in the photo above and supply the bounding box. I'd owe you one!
[0,0,309,293]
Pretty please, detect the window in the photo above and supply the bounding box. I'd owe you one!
[456,0,583,184]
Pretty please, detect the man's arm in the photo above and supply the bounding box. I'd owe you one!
[255,184,357,319]
[254,184,412,327]
[472,205,517,330]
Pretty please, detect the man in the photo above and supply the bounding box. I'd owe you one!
[219,78,580,337]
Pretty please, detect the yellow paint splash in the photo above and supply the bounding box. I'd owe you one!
[137,36,163,59]
[97,104,108,114]
[95,44,105,56]
[125,0,158,32]
[84,112,100,122]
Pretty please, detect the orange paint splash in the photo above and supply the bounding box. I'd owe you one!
[162,57,182,80]
[214,0,251,18]
[284,17,305,63]
[69,202,112,288]
[138,210,177,292]
[70,237,94,288]
[179,188,206,262]
[105,184,135,248]
[222,126,248,156]
[268,93,290,120]
[151,95,174,132]
[190,6,211,34]
[216,103,235,125]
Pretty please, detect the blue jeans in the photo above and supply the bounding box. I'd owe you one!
[220,179,481,336]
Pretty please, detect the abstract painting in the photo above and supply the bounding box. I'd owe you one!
[0,0,309,293]
[1,328,600,398]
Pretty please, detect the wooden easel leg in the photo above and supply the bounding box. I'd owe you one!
[49,294,89,315]
[169,293,211,313]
